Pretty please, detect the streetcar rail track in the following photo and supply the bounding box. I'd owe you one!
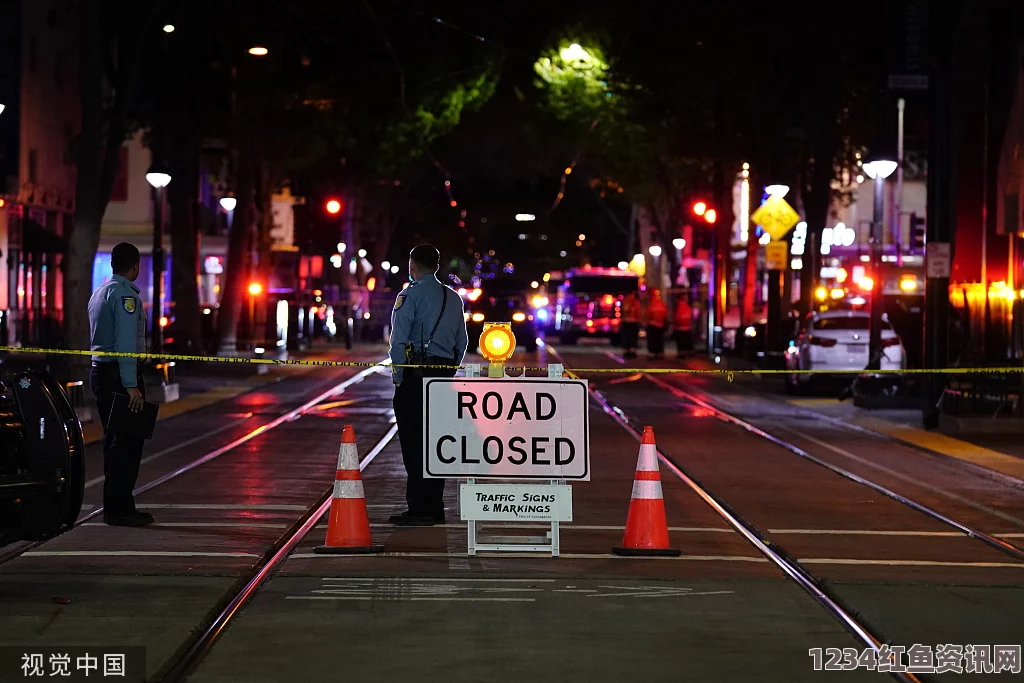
[0,363,387,567]
[154,422,397,683]
[640,373,1024,561]
[545,346,1024,682]
[582,381,920,683]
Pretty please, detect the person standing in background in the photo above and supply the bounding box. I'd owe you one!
[645,289,668,359]
[620,291,642,359]
[673,295,693,358]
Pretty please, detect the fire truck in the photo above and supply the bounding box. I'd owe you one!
[554,267,639,345]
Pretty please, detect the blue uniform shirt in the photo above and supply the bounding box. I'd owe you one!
[88,274,147,388]
[388,273,468,384]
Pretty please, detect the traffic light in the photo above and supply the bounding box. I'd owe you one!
[910,213,925,252]
[325,198,342,215]
[691,201,716,224]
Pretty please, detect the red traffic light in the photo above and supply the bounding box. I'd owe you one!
[692,201,707,216]
[325,199,342,215]
[704,209,717,224]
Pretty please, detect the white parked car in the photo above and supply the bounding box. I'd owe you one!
[784,310,905,393]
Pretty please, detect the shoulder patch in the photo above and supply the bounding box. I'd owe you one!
[122,296,137,314]
[394,294,406,310]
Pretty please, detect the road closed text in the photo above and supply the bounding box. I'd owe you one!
[424,379,590,480]
[435,434,576,467]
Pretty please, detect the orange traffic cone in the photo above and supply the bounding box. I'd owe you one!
[612,426,681,557]
[315,425,384,554]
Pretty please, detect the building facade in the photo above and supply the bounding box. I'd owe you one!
[0,0,79,347]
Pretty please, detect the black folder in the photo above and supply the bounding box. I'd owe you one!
[106,393,160,440]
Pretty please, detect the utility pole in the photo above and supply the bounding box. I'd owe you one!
[895,98,905,265]
[923,3,957,428]
[868,172,885,369]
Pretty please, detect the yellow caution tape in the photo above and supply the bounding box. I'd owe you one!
[0,346,1020,378]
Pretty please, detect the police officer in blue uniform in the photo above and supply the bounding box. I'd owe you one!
[88,242,153,527]
[388,244,468,526]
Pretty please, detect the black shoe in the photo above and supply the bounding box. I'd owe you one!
[388,511,413,524]
[391,514,435,527]
[104,511,154,527]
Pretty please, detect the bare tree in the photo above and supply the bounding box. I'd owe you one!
[66,0,148,375]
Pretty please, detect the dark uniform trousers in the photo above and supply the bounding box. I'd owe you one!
[90,362,145,517]
[393,354,457,518]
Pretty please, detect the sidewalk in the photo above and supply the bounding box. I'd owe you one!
[786,398,1024,482]
[655,352,1024,483]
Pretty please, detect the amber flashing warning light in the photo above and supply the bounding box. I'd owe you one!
[479,322,516,363]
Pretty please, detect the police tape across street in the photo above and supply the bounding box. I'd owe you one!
[1,345,1021,378]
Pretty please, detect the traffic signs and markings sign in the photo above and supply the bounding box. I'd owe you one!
[460,483,573,521]
[926,243,951,278]
[423,378,590,480]
[751,195,801,241]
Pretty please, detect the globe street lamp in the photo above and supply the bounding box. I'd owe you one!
[146,165,172,354]
[862,156,898,370]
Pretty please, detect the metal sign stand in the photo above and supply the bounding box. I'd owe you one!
[462,362,566,558]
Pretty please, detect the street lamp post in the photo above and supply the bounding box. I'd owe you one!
[862,158,898,370]
[146,165,172,354]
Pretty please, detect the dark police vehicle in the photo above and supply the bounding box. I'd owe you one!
[464,278,539,353]
[0,370,86,546]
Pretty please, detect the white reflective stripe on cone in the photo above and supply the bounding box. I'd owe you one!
[636,444,659,472]
[333,480,365,499]
[336,443,359,471]
[631,480,663,500]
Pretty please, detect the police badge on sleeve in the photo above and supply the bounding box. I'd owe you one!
[122,297,137,314]
[394,294,406,310]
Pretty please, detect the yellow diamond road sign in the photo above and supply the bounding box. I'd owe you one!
[750,195,801,241]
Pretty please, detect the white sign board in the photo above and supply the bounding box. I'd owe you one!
[460,484,573,522]
[424,378,590,480]
[926,242,951,278]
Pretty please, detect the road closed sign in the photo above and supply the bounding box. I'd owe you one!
[423,378,590,480]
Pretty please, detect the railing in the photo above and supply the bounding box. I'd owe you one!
[939,373,1022,418]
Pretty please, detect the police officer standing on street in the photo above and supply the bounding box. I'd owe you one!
[88,242,153,527]
[388,244,468,526]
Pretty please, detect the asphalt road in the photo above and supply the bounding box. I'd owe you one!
[0,343,1021,682]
